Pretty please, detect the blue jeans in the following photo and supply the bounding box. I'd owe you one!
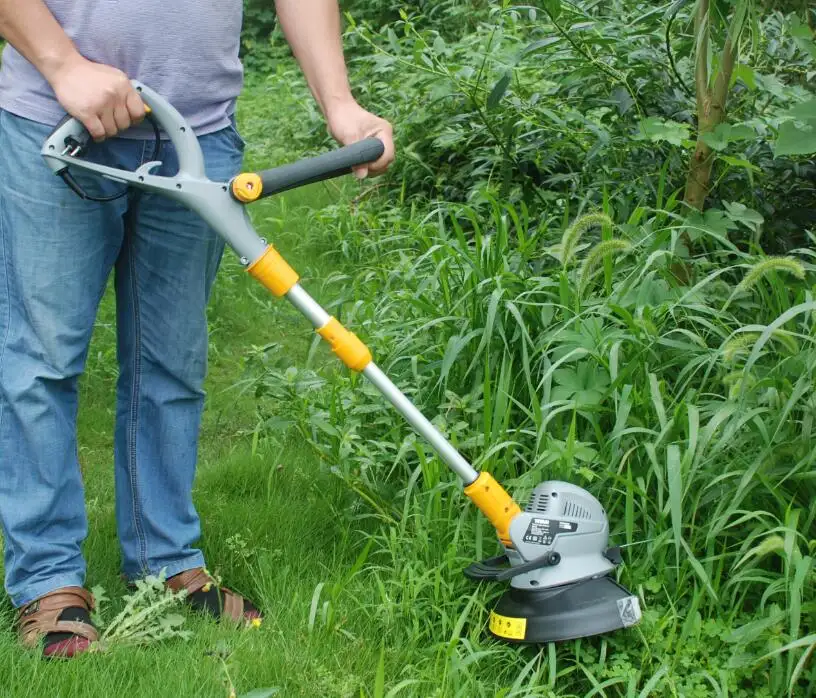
[0,110,245,607]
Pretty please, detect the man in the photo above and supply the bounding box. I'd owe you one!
[0,0,394,658]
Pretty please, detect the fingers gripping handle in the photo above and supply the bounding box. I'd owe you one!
[42,80,206,178]
[231,138,385,203]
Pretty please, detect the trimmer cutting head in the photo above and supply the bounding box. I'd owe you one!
[490,575,641,643]
[465,481,641,643]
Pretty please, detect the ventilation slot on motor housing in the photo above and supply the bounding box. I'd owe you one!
[527,492,550,513]
[562,498,591,520]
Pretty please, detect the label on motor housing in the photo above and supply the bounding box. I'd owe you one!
[522,518,578,545]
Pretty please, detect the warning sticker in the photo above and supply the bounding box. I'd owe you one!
[617,596,642,627]
[489,611,527,640]
[522,518,578,546]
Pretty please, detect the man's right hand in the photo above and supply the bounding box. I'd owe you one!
[48,55,146,142]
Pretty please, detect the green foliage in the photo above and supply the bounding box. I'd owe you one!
[236,2,816,695]
[330,3,811,249]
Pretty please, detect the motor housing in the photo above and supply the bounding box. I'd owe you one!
[505,481,615,589]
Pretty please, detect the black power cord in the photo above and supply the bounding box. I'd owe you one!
[58,113,163,202]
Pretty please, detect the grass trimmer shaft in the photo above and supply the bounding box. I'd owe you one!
[41,80,642,644]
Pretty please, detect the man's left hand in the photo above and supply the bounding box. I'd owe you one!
[326,99,395,179]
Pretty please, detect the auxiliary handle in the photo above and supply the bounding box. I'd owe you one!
[230,138,385,203]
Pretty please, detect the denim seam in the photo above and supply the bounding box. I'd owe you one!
[125,226,150,577]
[0,172,10,446]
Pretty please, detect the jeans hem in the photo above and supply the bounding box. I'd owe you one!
[124,551,206,584]
[12,572,86,609]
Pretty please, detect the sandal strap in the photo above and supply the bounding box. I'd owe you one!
[166,568,249,622]
[221,588,245,622]
[17,586,98,648]
[166,567,214,595]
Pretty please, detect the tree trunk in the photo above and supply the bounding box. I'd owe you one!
[684,107,717,211]
[684,1,742,211]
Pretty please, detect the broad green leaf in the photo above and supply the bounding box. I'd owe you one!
[789,14,813,39]
[487,71,512,110]
[731,63,757,90]
[636,117,690,146]
[539,0,562,18]
[755,72,787,99]
[785,99,816,121]
[521,37,562,57]
[386,28,401,55]
[686,209,738,240]
[774,120,816,157]
[789,15,816,59]
[719,155,761,172]
[701,123,755,151]
[729,124,756,141]
[611,86,635,115]
[701,128,731,151]
[723,201,764,232]
[239,690,281,698]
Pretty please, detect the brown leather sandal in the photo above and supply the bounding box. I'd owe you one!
[166,568,262,627]
[17,586,98,658]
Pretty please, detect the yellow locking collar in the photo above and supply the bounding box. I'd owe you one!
[247,245,299,297]
[232,173,263,203]
[318,317,372,372]
[463,471,521,546]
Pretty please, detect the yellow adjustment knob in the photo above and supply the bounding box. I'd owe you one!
[247,245,299,297]
[317,317,372,372]
[144,105,152,115]
[232,173,263,203]
[464,472,521,546]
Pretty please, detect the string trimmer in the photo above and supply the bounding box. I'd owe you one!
[41,81,642,643]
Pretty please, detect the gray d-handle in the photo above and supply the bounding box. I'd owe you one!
[251,138,385,200]
[42,79,206,179]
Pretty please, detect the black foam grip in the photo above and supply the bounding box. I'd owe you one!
[257,138,385,198]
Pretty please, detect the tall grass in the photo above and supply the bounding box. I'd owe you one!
[248,187,816,694]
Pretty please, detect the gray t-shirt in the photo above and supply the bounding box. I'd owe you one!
[0,0,244,136]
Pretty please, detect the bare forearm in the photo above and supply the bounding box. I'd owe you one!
[274,0,395,174]
[0,0,82,82]
[274,0,354,119]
